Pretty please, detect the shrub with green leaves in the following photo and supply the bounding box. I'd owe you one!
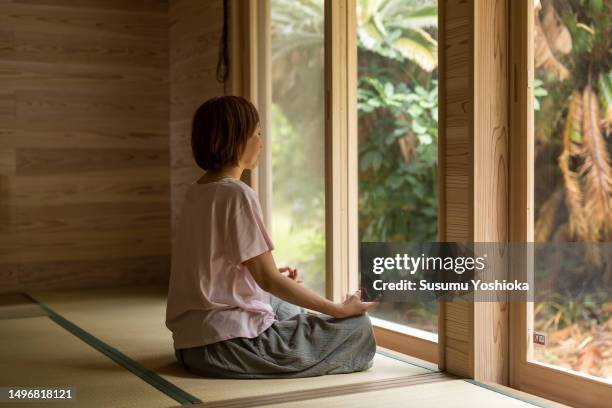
[358,75,438,242]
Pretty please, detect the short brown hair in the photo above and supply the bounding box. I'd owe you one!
[191,96,260,171]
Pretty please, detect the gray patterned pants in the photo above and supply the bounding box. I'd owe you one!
[176,296,376,378]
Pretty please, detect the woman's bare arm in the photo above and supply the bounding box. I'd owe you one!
[244,251,377,318]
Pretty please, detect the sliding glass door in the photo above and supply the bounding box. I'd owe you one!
[256,0,440,359]
[511,1,611,405]
[531,0,611,382]
[356,0,439,337]
[268,0,326,295]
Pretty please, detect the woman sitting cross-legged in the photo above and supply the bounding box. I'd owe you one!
[166,95,378,379]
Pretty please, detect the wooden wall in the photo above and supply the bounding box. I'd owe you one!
[0,0,171,293]
[169,0,225,240]
[438,0,474,378]
[439,0,509,383]
[472,0,509,384]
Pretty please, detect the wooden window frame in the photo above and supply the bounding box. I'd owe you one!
[232,0,612,395]
[509,2,612,407]
[236,0,439,364]
[436,0,510,383]
[325,0,438,363]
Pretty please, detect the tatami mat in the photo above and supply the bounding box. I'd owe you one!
[0,316,176,408]
[187,371,451,408]
[257,379,543,408]
[0,293,46,320]
[30,286,433,403]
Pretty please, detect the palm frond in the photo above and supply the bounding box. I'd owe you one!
[558,92,591,240]
[598,72,612,137]
[579,84,612,239]
[358,22,385,49]
[385,6,438,29]
[360,0,386,24]
[534,14,569,81]
[379,0,435,18]
[535,188,563,242]
[271,0,324,60]
[271,33,323,60]
[392,37,437,72]
[552,222,569,242]
[540,0,572,54]
[356,0,438,70]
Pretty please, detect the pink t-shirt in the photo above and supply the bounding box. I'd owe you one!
[165,177,276,349]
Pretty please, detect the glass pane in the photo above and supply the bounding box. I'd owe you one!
[532,0,611,381]
[356,0,439,334]
[270,0,326,295]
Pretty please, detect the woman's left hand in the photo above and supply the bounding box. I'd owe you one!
[279,266,302,283]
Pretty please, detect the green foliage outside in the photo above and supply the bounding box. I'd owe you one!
[356,0,439,331]
[269,0,612,375]
[357,73,438,243]
[531,0,611,378]
[270,103,326,295]
[270,0,439,331]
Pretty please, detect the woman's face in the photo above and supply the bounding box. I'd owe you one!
[239,125,263,169]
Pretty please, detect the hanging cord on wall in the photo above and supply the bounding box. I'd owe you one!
[216,0,230,91]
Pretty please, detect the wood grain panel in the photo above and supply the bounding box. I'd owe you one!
[0,61,169,95]
[0,91,16,117]
[0,30,14,56]
[16,202,169,234]
[169,0,224,240]
[1,30,167,68]
[1,126,168,149]
[0,148,15,176]
[440,0,510,383]
[0,0,170,293]
[0,228,170,264]
[17,256,169,291]
[170,89,221,123]
[0,263,20,292]
[2,118,168,143]
[13,0,167,13]
[473,0,509,384]
[0,3,166,38]
[12,172,169,206]
[16,147,168,176]
[440,0,473,379]
[15,89,167,121]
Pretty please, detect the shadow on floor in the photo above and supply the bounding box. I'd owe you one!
[136,355,203,379]
[64,353,202,379]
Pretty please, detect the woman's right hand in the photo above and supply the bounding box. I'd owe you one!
[333,290,378,318]
[245,251,377,320]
